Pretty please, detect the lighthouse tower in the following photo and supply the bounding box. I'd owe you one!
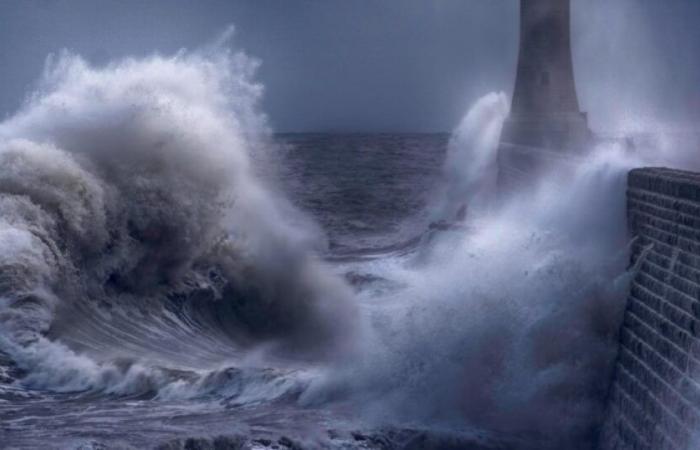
[498,0,591,187]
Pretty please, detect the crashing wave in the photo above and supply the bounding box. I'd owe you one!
[0,38,357,396]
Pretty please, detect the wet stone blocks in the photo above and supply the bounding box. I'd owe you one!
[600,168,700,450]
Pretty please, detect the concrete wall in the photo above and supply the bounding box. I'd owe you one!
[600,168,700,449]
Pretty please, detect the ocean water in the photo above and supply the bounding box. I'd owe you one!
[277,134,447,253]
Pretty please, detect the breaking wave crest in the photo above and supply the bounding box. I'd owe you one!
[0,38,357,398]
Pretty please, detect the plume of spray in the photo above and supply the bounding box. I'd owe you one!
[304,93,653,449]
[0,30,357,395]
[432,92,509,221]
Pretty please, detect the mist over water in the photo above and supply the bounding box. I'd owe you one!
[0,36,695,449]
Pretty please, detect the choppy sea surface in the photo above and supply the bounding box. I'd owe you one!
[277,134,447,252]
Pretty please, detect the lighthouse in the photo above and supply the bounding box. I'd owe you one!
[498,0,591,188]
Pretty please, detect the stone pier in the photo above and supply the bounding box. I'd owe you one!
[600,168,700,449]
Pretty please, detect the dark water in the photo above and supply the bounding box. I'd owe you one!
[277,134,447,252]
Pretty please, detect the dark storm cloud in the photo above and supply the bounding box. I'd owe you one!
[0,0,698,132]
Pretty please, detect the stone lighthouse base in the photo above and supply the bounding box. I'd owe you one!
[497,112,592,190]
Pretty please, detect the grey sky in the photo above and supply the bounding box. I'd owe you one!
[0,0,698,132]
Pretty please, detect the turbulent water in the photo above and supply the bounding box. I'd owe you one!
[0,38,695,450]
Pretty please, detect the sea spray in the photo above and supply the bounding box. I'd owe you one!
[431,91,509,221]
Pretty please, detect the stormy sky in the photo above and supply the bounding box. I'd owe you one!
[0,0,698,133]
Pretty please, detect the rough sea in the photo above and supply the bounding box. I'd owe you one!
[3,42,694,450]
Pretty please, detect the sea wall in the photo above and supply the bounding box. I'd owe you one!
[600,168,700,449]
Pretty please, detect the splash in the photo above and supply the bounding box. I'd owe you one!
[301,94,660,448]
[432,91,509,220]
